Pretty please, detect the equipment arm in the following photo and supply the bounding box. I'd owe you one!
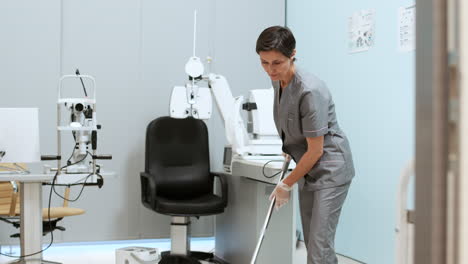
[207,74,249,155]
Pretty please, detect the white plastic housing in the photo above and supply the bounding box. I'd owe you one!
[169,86,212,119]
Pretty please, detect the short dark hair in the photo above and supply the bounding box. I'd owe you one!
[256,26,296,59]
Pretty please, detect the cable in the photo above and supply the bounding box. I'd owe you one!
[75,69,88,97]
[66,150,75,165]
[0,151,92,258]
[262,160,285,179]
[0,135,102,259]
[51,150,104,201]
[51,152,93,202]
[0,170,58,259]
[51,173,93,202]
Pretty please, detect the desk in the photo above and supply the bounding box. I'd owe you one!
[215,158,298,264]
[0,172,55,264]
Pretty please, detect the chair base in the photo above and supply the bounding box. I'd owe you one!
[160,251,214,264]
[8,259,61,264]
[159,254,200,264]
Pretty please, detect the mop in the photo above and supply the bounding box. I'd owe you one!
[250,155,291,264]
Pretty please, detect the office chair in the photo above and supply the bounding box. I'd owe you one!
[0,164,85,238]
[140,116,228,264]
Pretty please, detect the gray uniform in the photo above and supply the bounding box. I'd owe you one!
[272,67,355,264]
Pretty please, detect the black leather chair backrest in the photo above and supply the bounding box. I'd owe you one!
[145,116,212,200]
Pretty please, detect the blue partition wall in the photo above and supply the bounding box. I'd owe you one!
[287,1,415,263]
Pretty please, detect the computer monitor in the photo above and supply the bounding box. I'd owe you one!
[0,108,41,164]
[223,145,232,173]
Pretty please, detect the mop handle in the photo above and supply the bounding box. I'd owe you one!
[250,155,291,264]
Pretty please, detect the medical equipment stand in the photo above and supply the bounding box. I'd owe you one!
[250,155,291,264]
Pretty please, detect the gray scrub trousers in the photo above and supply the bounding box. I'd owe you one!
[272,67,355,264]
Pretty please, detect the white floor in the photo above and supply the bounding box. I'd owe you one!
[0,238,361,264]
[295,242,362,264]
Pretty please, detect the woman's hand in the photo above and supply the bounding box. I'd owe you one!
[269,180,293,210]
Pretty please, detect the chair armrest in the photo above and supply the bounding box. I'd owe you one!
[211,172,228,208]
[140,172,157,210]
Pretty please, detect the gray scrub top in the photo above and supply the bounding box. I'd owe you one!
[273,67,355,191]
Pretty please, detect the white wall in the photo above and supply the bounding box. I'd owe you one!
[0,0,284,244]
[287,0,415,263]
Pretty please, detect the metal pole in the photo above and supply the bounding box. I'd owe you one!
[250,155,291,264]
